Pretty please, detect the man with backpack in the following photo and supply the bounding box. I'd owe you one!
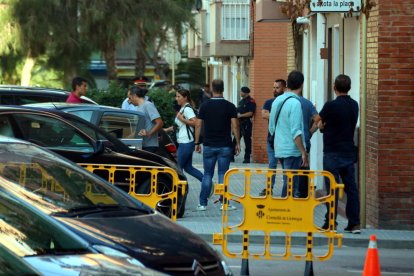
[268,70,308,198]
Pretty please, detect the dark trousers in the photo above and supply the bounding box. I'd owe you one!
[323,152,360,226]
[240,121,252,161]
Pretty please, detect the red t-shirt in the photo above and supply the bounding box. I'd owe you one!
[66,92,82,103]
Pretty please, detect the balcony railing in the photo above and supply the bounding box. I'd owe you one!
[221,0,250,40]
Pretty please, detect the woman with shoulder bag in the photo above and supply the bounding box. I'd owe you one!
[174,89,204,183]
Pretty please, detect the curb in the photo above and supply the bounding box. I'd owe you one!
[193,232,414,250]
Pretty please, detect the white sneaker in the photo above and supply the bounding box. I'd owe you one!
[196,204,207,211]
[220,204,236,211]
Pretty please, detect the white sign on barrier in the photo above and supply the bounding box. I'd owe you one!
[310,0,361,12]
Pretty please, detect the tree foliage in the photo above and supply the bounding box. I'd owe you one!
[0,0,195,87]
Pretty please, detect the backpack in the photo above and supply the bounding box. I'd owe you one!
[182,104,204,143]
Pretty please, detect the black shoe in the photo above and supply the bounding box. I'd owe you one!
[344,224,361,234]
[320,221,337,232]
[242,159,250,164]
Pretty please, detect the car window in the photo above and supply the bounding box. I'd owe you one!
[0,192,88,257]
[11,114,95,153]
[57,115,132,152]
[17,95,54,105]
[0,95,15,105]
[99,112,142,139]
[0,117,14,137]
[68,110,94,122]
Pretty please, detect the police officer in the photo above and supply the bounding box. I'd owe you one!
[235,86,256,163]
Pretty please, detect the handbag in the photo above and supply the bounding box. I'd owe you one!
[268,96,295,150]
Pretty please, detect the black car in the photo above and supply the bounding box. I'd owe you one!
[0,85,97,105]
[0,137,231,275]
[26,102,178,162]
[0,181,155,275]
[0,106,187,217]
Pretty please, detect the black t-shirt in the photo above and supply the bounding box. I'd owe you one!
[319,95,359,153]
[198,97,237,147]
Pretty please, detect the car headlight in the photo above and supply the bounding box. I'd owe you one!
[221,260,233,276]
[214,249,233,276]
[92,245,144,267]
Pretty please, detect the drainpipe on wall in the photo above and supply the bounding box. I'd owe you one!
[360,1,368,228]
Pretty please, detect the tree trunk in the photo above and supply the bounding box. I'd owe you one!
[21,55,35,86]
[154,62,167,80]
[135,45,146,78]
[63,66,77,90]
[104,43,117,81]
[135,21,147,78]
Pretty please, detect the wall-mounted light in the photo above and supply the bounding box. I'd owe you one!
[296,17,310,24]
[296,13,315,25]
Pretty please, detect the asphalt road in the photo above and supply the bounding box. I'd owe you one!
[214,244,414,276]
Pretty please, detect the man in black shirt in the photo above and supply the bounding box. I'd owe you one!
[194,79,240,211]
[318,74,360,234]
[236,86,256,163]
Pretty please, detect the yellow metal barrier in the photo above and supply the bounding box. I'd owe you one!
[213,168,344,263]
[79,164,187,221]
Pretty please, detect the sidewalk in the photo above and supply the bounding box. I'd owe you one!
[176,152,414,249]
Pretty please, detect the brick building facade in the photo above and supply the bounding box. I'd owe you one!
[250,21,289,163]
[366,1,414,229]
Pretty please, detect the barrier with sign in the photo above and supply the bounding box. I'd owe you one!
[79,164,187,221]
[213,168,344,274]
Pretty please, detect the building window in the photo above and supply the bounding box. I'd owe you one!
[221,0,250,40]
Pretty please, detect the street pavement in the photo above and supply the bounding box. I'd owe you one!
[176,151,414,250]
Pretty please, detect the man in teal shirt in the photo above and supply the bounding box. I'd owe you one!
[268,70,308,197]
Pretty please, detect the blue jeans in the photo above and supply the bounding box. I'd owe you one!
[279,156,302,197]
[323,152,360,226]
[200,146,233,206]
[177,141,203,182]
[266,141,277,188]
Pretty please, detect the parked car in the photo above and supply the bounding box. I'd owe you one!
[0,84,97,105]
[0,137,232,275]
[148,80,171,90]
[0,106,187,217]
[0,183,160,275]
[26,102,178,162]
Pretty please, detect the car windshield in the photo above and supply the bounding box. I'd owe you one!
[0,192,89,257]
[0,142,139,214]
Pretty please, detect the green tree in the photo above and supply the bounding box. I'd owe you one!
[80,0,136,81]
[11,0,58,85]
[133,0,195,79]
[6,0,92,86]
[0,1,23,84]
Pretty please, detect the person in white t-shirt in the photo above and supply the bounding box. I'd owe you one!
[174,89,203,183]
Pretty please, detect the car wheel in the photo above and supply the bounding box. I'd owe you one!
[177,186,187,218]
[136,175,186,218]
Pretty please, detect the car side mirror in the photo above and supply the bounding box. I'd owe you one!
[94,140,106,155]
